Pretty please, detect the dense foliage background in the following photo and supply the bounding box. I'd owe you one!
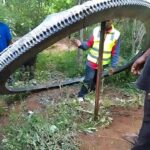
[0,0,76,36]
[0,0,145,56]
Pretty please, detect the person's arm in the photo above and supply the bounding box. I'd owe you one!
[5,24,12,46]
[108,38,121,75]
[109,38,121,74]
[140,48,150,60]
[79,35,94,50]
[131,48,150,75]
[72,35,94,50]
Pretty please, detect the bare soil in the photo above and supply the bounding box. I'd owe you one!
[80,108,142,150]
[46,37,75,52]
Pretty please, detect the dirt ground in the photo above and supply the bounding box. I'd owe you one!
[26,90,142,150]
[25,86,143,150]
[0,85,143,150]
[80,108,142,150]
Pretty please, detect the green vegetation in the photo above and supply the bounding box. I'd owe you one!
[2,101,112,150]
[0,0,76,36]
[0,93,29,105]
[12,49,86,85]
[36,50,85,79]
[0,106,6,117]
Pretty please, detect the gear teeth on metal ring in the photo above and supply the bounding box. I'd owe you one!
[0,0,149,94]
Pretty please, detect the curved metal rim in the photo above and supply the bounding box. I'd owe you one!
[6,51,144,94]
[0,0,149,94]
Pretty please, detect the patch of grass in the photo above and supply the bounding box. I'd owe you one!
[2,100,112,149]
[104,70,139,92]
[36,50,85,80]
[0,101,6,116]
[0,93,29,105]
[12,50,86,84]
[114,93,144,108]
[83,83,143,109]
[0,106,6,116]
[2,110,79,149]
[102,93,144,109]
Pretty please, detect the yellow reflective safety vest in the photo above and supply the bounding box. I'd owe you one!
[87,26,120,65]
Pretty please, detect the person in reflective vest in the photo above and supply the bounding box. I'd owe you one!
[72,20,121,101]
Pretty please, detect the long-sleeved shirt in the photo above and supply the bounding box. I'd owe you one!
[79,28,121,69]
[136,55,150,91]
[0,22,12,52]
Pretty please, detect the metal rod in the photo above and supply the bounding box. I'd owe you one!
[77,0,84,67]
[94,21,106,121]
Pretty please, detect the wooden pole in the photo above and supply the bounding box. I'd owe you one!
[94,21,106,121]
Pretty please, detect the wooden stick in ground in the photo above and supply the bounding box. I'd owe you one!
[94,21,106,121]
[77,0,84,67]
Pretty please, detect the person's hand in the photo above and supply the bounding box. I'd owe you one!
[71,39,81,47]
[109,67,116,75]
[131,56,145,75]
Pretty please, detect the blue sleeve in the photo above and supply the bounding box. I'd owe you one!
[5,24,12,45]
[79,41,89,50]
[78,35,94,51]
[111,38,121,68]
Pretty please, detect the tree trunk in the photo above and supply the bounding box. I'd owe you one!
[2,0,6,5]
[77,0,84,67]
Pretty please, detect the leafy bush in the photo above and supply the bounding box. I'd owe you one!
[0,93,28,105]
[0,0,76,36]
[2,111,79,150]
[36,50,85,80]
[2,100,112,150]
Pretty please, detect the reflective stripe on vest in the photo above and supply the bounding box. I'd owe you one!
[87,26,120,65]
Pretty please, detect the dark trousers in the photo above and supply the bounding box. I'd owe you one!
[78,65,97,97]
[132,92,150,150]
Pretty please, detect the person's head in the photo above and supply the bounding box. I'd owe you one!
[105,20,113,29]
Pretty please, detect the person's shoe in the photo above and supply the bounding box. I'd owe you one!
[77,97,84,102]
[122,133,138,145]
